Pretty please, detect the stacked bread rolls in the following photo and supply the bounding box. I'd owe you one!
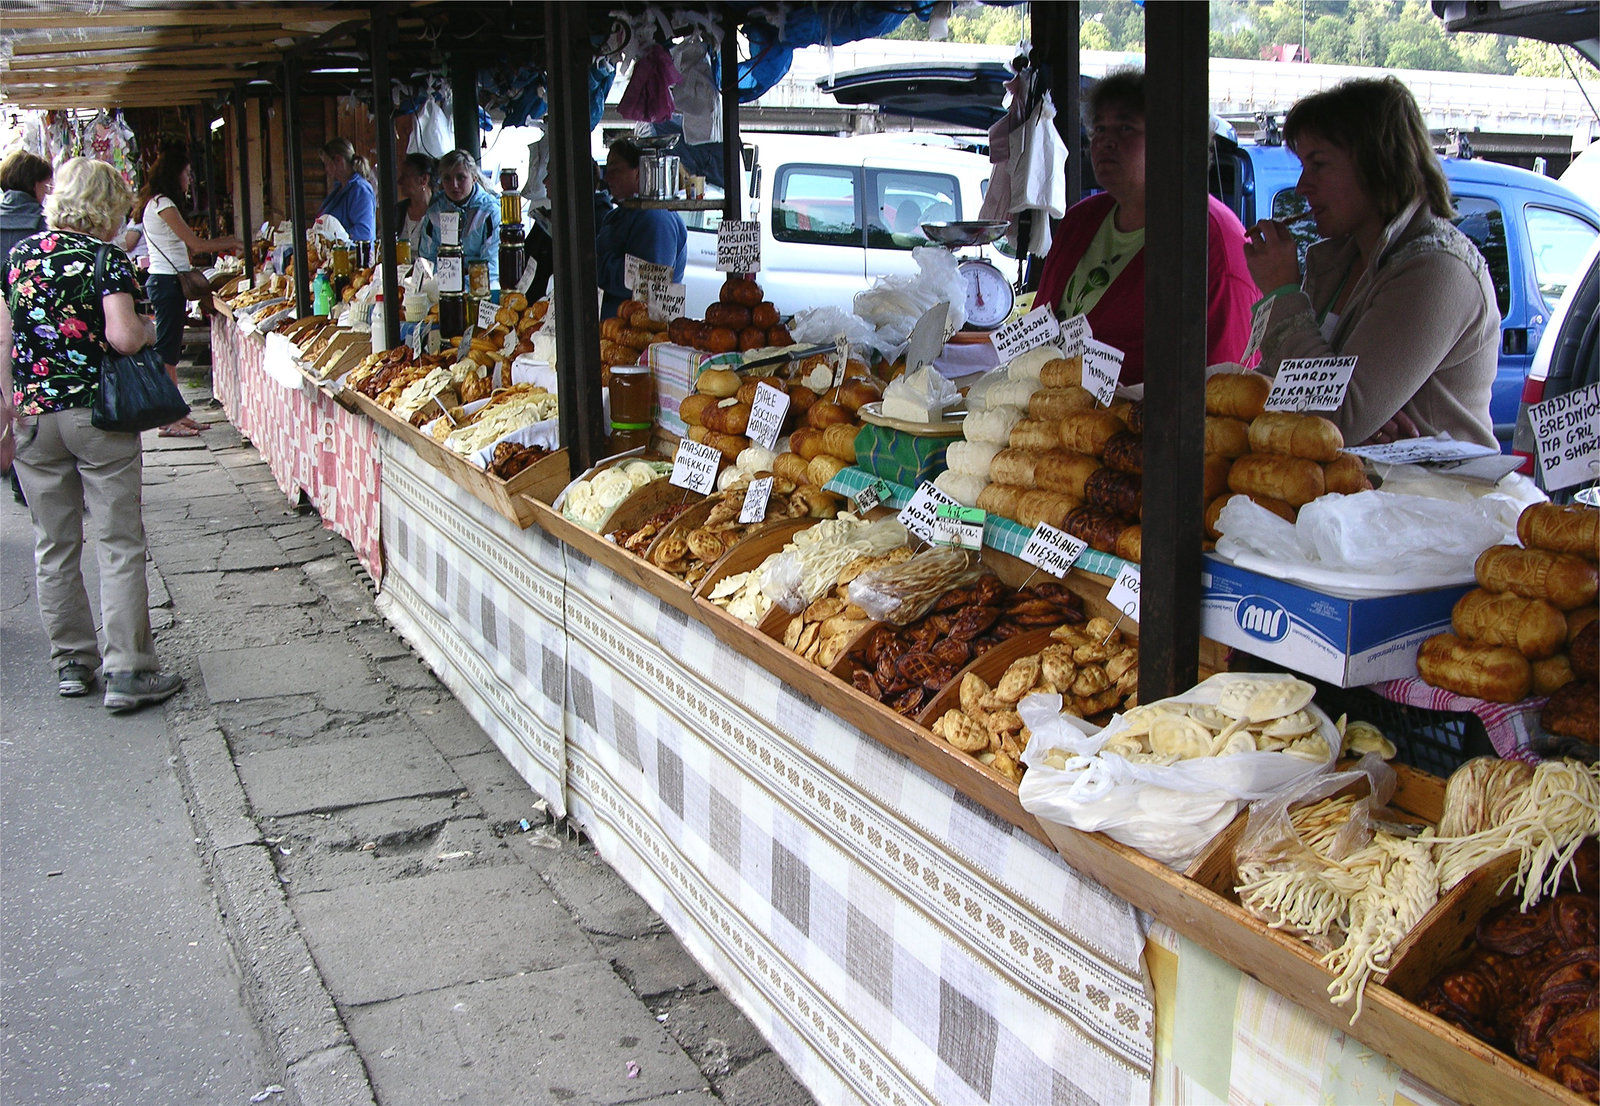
[599,299,670,381]
[1418,503,1598,704]
[666,277,794,354]
[1202,373,1372,539]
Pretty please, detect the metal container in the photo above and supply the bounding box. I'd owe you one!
[639,152,680,200]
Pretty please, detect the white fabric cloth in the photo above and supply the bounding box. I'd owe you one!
[142,197,191,274]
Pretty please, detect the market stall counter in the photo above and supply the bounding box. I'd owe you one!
[363,405,1595,1106]
[208,305,383,580]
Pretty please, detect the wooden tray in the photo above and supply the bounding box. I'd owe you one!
[692,516,816,602]
[596,478,702,543]
[347,390,567,528]
[640,495,719,573]
[913,627,1059,728]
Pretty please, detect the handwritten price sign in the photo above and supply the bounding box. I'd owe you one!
[1020,523,1088,579]
[1105,562,1142,624]
[1265,356,1358,413]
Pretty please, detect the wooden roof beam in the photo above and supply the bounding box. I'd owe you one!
[0,9,344,31]
[7,47,288,70]
[9,28,298,54]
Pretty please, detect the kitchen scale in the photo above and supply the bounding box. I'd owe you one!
[920,220,1014,342]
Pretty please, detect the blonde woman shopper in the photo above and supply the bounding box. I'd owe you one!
[0,157,184,710]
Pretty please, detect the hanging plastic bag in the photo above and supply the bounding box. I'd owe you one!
[522,131,550,206]
[1017,675,1341,869]
[671,37,721,144]
[618,44,681,124]
[409,93,454,158]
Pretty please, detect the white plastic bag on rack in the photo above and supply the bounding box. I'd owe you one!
[1215,488,1523,590]
[1016,680,1340,870]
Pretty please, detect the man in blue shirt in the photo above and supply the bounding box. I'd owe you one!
[418,150,502,285]
[318,138,376,243]
[595,139,686,319]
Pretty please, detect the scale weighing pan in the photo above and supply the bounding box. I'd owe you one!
[631,134,680,152]
[920,220,1009,248]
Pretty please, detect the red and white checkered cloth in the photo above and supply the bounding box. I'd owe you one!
[1371,678,1546,765]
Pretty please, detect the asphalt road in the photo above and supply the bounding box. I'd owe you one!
[1,489,281,1105]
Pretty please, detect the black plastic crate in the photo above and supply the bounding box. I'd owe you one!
[1326,685,1494,778]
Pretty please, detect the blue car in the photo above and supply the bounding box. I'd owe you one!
[1219,139,1599,447]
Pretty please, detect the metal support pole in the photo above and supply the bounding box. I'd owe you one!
[370,5,401,347]
[283,57,311,317]
[450,55,479,158]
[1139,3,1210,700]
[720,17,740,222]
[202,107,219,238]
[545,1,605,476]
[1059,2,1081,210]
[233,84,252,279]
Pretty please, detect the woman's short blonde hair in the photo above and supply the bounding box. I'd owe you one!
[45,157,133,240]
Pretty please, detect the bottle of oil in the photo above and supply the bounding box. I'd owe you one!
[498,167,525,291]
[329,244,352,303]
[436,213,466,340]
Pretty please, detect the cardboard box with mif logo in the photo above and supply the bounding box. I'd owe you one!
[1200,553,1472,687]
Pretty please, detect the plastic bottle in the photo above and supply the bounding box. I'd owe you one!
[312,271,332,316]
[370,292,387,354]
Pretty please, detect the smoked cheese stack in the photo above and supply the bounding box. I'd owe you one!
[1419,504,1598,721]
[1202,371,1372,539]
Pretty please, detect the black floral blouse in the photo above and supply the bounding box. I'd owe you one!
[3,230,143,415]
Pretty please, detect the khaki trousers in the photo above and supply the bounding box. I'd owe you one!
[12,406,157,674]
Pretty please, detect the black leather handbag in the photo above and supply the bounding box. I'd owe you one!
[89,244,190,433]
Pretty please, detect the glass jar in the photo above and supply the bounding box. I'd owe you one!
[394,238,412,265]
[467,260,491,300]
[608,365,654,426]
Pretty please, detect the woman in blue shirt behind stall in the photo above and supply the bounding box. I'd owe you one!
[318,137,376,243]
[418,149,501,285]
[595,138,686,319]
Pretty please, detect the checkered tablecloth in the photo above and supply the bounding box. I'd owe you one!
[210,316,383,581]
[375,432,569,817]
[824,466,1130,577]
[374,434,1155,1105]
[1144,922,1460,1106]
[1370,677,1548,765]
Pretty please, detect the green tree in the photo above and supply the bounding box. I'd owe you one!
[1509,39,1599,80]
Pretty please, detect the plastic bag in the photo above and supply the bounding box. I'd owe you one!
[881,365,960,420]
[671,37,721,144]
[409,95,454,158]
[1016,675,1341,869]
[760,515,907,612]
[1233,754,1397,879]
[852,247,970,349]
[847,547,984,625]
[618,44,681,123]
[1216,488,1523,585]
[787,305,878,350]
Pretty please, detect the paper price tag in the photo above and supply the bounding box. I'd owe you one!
[1528,381,1600,492]
[989,304,1060,362]
[1241,299,1270,363]
[933,503,985,550]
[1265,356,1358,413]
[438,211,460,244]
[832,336,850,388]
[650,282,686,323]
[1020,523,1088,579]
[406,325,424,357]
[476,299,496,330]
[515,261,538,295]
[624,254,642,290]
[1057,314,1090,358]
[670,438,722,494]
[1082,339,1124,407]
[746,381,790,451]
[897,481,959,544]
[435,255,463,293]
[854,480,890,513]
[738,476,773,524]
[716,220,761,273]
[1106,562,1142,624]
[636,259,672,296]
[1344,436,1497,466]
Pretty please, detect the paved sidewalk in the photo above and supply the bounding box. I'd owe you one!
[26,341,815,1105]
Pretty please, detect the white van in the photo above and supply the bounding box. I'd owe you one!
[677,132,1017,316]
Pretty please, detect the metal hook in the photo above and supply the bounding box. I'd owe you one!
[1102,602,1134,646]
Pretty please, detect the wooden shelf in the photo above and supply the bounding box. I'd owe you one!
[620,198,727,211]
